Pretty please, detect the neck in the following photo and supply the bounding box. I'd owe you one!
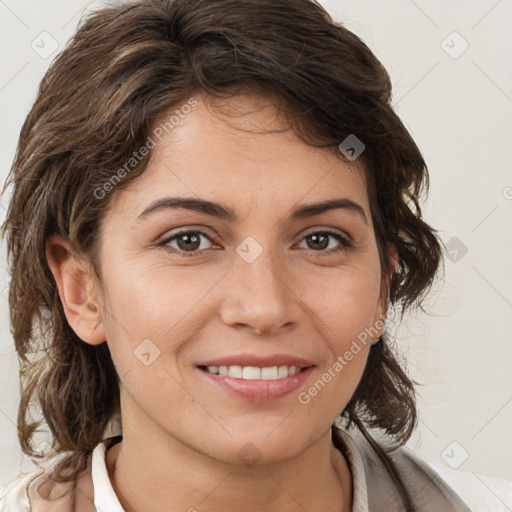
[106,421,352,512]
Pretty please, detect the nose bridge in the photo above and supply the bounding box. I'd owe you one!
[236,235,287,301]
[220,234,297,334]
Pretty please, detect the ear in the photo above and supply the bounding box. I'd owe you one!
[45,235,106,345]
[386,241,400,282]
[373,242,400,341]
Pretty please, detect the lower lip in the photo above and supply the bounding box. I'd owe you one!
[196,366,315,402]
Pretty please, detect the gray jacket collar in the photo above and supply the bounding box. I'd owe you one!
[332,425,472,511]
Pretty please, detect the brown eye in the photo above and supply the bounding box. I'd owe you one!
[175,232,202,251]
[299,230,353,255]
[306,233,330,250]
[159,230,214,257]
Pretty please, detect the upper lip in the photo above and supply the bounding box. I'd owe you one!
[197,354,315,369]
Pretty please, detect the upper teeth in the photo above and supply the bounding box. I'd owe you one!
[206,365,301,380]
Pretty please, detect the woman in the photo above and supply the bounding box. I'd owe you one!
[0,0,510,511]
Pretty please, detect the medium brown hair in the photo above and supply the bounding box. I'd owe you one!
[1,0,443,509]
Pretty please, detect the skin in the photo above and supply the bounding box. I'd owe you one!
[46,92,398,512]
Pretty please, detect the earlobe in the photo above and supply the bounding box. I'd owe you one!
[45,235,106,345]
[373,242,400,341]
[381,242,399,303]
[388,242,400,273]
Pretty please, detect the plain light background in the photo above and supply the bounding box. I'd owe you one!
[0,0,511,494]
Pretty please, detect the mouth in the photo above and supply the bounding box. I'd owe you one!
[197,364,312,380]
[195,363,316,401]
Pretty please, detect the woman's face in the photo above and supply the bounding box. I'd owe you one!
[87,93,393,464]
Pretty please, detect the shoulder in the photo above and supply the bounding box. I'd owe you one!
[0,449,96,512]
[333,425,512,512]
[0,466,45,512]
[399,446,512,512]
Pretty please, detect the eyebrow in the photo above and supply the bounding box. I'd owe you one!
[136,197,368,225]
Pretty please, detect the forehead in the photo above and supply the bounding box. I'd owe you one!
[109,93,370,220]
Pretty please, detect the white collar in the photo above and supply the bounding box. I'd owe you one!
[91,438,125,512]
[91,430,369,512]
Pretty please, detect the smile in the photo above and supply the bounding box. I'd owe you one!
[196,365,315,401]
[199,365,304,380]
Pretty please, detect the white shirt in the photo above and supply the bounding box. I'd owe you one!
[1,427,511,511]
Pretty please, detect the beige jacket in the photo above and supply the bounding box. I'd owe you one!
[1,427,511,511]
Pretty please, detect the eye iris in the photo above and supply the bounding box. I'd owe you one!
[307,233,329,250]
[177,232,201,251]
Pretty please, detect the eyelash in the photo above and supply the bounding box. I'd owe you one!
[157,229,354,258]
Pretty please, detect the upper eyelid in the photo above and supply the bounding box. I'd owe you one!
[300,226,351,239]
[158,226,352,247]
[158,227,217,244]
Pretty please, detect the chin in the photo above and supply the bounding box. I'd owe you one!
[207,427,314,467]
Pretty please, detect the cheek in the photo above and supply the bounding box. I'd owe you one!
[104,255,212,325]
[304,262,382,340]
[99,260,222,369]
[298,278,377,413]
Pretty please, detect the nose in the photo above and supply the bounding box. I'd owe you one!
[219,246,301,336]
